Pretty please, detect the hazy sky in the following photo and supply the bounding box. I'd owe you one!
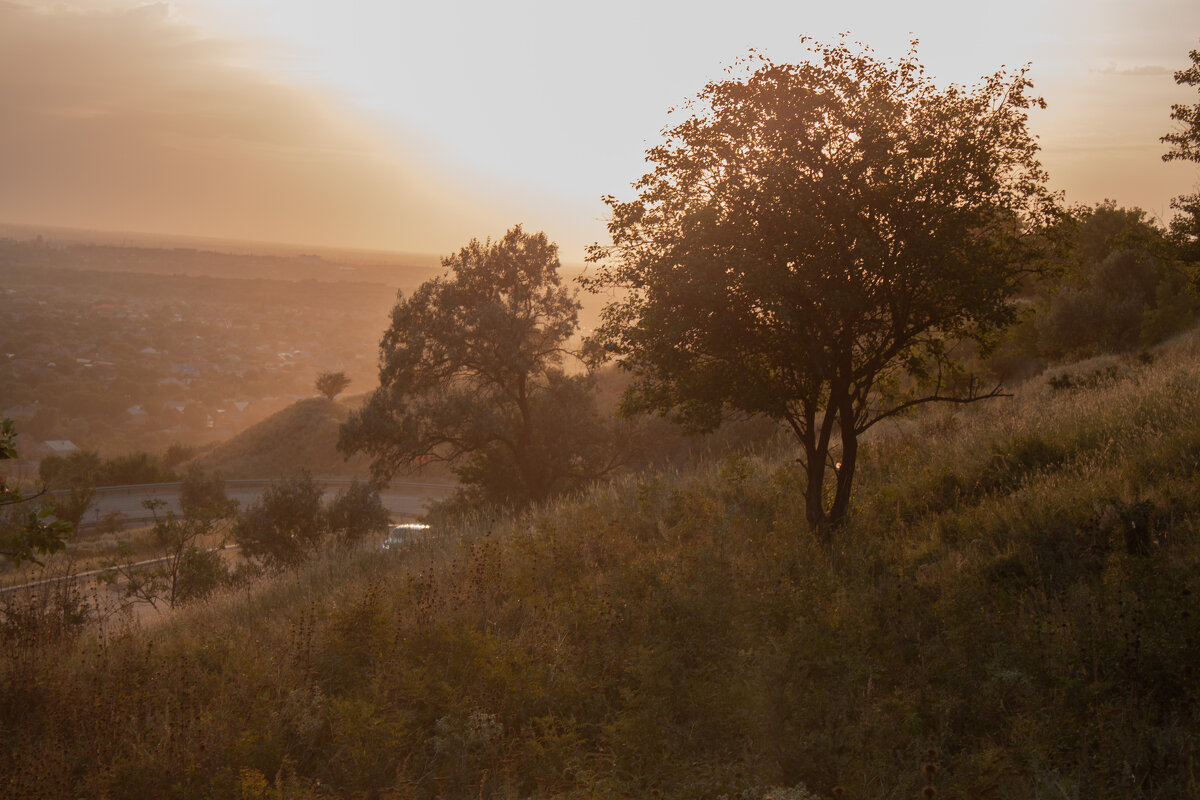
[2,0,1198,261]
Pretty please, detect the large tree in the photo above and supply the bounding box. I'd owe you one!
[584,38,1059,532]
[340,226,615,507]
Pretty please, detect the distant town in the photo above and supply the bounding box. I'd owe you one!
[0,236,441,466]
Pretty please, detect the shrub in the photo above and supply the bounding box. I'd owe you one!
[323,480,389,545]
[233,472,326,568]
[234,473,388,568]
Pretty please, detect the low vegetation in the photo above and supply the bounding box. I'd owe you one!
[3,325,1199,798]
[233,471,389,569]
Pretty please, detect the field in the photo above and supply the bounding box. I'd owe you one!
[3,330,1200,798]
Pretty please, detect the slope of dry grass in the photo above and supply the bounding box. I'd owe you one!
[3,332,1200,798]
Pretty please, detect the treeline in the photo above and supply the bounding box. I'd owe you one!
[991,202,1200,379]
[38,447,187,489]
[335,198,1200,527]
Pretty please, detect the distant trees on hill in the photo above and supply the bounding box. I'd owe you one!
[989,202,1200,379]
[315,371,351,400]
[39,449,178,488]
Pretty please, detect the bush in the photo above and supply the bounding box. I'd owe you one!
[234,472,389,567]
[174,545,230,603]
[233,472,326,568]
[990,203,1200,373]
[323,480,388,544]
[179,463,237,518]
[40,449,178,488]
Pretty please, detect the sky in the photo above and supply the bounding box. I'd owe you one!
[1,0,1198,262]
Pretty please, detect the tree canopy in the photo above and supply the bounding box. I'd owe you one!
[584,38,1059,531]
[1162,45,1200,164]
[340,226,616,508]
[1162,43,1200,261]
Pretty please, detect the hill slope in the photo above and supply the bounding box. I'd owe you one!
[5,331,1200,798]
[193,396,371,479]
[194,395,456,482]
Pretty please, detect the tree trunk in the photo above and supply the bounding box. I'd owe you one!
[804,455,827,531]
[828,421,858,528]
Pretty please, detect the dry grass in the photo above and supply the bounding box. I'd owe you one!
[4,330,1200,798]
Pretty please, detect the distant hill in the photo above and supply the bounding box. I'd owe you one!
[193,397,368,480]
[193,396,452,482]
[0,228,442,288]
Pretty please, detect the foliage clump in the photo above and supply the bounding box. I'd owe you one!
[990,203,1200,379]
[232,471,387,568]
[1,418,70,565]
[1162,43,1200,261]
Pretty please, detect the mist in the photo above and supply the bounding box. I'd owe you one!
[0,2,506,254]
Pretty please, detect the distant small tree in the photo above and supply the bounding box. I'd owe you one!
[39,449,101,488]
[99,451,177,486]
[316,371,352,401]
[41,450,176,488]
[48,486,95,533]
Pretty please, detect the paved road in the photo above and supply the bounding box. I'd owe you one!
[70,479,456,529]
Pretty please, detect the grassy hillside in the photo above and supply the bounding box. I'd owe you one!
[194,396,456,483]
[4,332,1200,798]
[193,396,370,479]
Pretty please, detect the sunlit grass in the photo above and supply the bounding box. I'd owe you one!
[3,329,1200,797]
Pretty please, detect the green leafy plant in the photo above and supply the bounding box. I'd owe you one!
[1,418,70,565]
